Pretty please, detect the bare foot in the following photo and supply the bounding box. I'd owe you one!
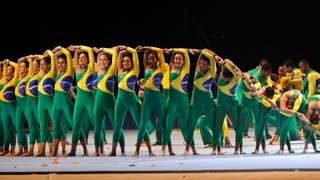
[108,152,116,157]
[210,150,217,155]
[183,150,189,157]
[193,151,200,155]
[22,151,33,157]
[132,151,139,157]
[160,150,166,156]
[302,149,308,154]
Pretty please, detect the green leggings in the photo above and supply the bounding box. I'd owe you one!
[38,94,53,143]
[15,97,28,150]
[213,94,240,149]
[279,115,294,147]
[25,96,39,145]
[0,111,3,148]
[1,102,16,151]
[52,92,78,141]
[137,88,164,144]
[186,87,214,145]
[255,104,271,146]
[113,89,144,143]
[71,89,94,145]
[93,90,124,147]
[163,89,189,145]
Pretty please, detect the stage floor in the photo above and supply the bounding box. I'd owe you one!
[1,127,320,175]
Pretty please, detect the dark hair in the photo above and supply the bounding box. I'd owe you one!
[310,111,319,124]
[299,58,309,66]
[21,60,30,68]
[79,52,89,59]
[99,52,112,61]
[171,52,185,63]
[58,54,67,61]
[34,59,41,66]
[283,59,295,68]
[265,86,275,99]
[261,62,272,72]
[259,58,269,66]
[283,83,294,92]
[199,54,210,64]
[222,67,233,78]
[42,56,51,64]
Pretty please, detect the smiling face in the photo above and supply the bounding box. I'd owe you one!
[173,53,184,69]
[32,60,40,74]
[298,61,309,74]
[40,59,50,73]
[19,61,28,76]
[79,52,89,66]
[5,65,14,79]
[147,52,158,69]
[199,58,209,73]
[57,57,67,74]
[311,109,320,124]
[98,53,110,71]
[122,56,133,71]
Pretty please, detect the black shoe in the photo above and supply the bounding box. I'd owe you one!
[266,134,272,140]
[152,142,162,146]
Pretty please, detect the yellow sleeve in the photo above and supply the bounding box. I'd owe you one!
[266,76,274,86]
[224,63,237,76]
[293,68,303,77]
[150,47,165,73]
[173,48,190,73]
[7,61,19,87]
[47,50,56,78]
[201,50,216,78]
[306,72,320,100]
[79,45,95,74]
[102,48,118,75]
[18,58,33,83]
[96,48,118,94]
[223,116,229,137]
[61,47,74,77]
[126,47,139,76]
[161,63,170,90]
[26,58,33,78]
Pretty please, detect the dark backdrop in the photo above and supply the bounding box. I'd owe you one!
[1,2,319,129]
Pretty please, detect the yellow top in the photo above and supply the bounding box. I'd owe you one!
[193,50,217,92]
[97,48,118,94]
[54,47,74,93]
[170,48,190,94]
[77,45,96,92]
[0,61,19,102]
[38,50,56,96]
[15,58,33,98]
[144,47,165,91]
[118,47,140,92]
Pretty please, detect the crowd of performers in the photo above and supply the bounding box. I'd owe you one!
[0,45,319,157]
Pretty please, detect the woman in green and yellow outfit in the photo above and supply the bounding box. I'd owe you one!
[36,50,56,156]
[14,57,33,156]
[160,48,191,156]
[0,59,19,156]
[67,45,95,156]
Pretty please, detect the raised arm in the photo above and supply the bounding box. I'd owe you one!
[126,46,139,74]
